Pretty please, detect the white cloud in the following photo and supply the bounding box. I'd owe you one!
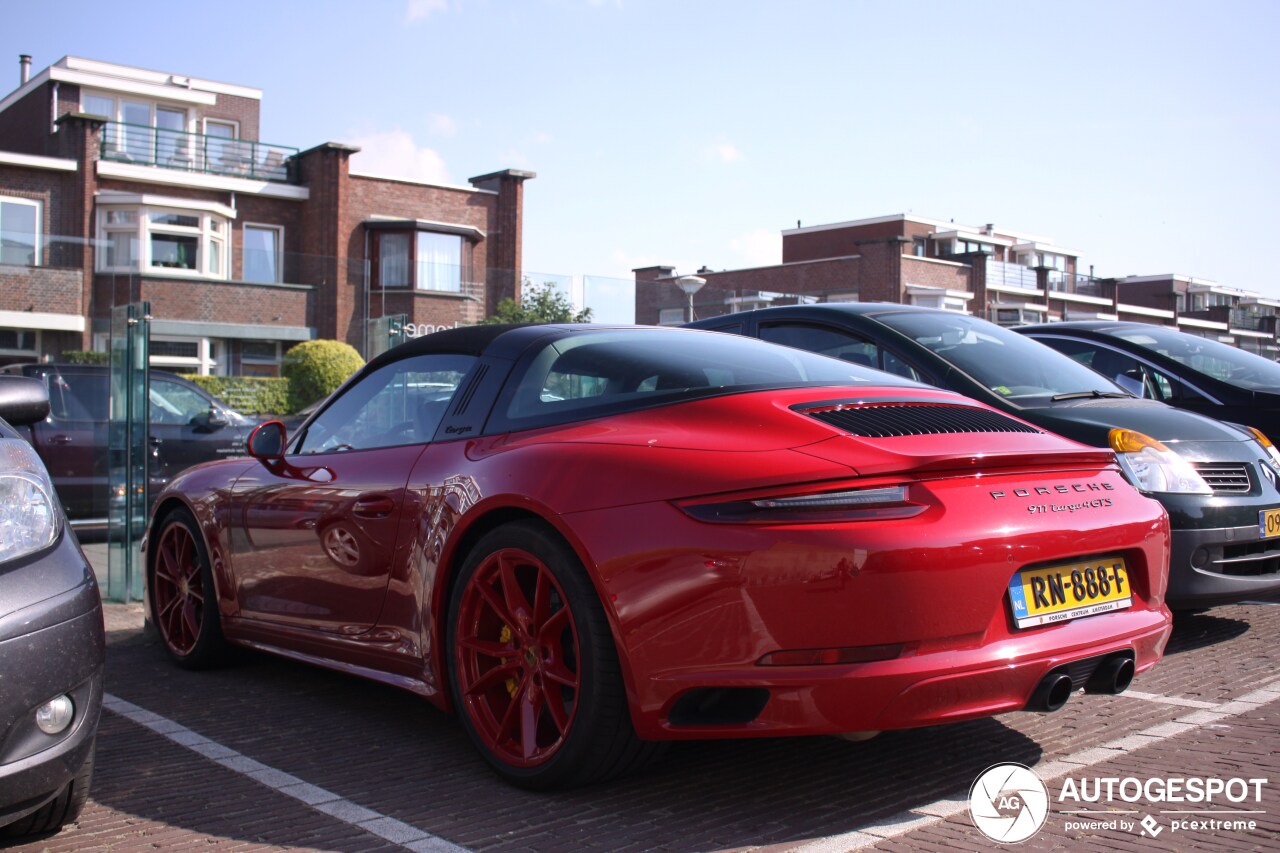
[530,131,554,145]
[497,147,534,170]
[405,0,447,22]
[427,113,457,137]
[704,142,744,164]
[347,130,451,184]
[729,228,782,267]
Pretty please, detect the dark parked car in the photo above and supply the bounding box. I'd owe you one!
[0,376,104,839]
[1017,320,1280,439]
[689,304,1280,607]
[145,325,1171,788]
[0,364,256,527]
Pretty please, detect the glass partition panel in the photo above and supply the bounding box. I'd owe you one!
[107,301,149,603]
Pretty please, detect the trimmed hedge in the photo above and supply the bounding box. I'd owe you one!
[62,350,109,365]
[181,375,292,416]
[282,339,364,412]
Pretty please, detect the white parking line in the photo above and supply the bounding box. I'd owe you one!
[1121,690,1221,709]
[102,693,469,853]
[782,681,1280,852]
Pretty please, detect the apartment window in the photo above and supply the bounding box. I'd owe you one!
[0,328,37,357]
[86,91,191,167]
[373,229,467,291]
[97,205,229,278]
[0,197,40,266]
[83,93,113,119]
[378,232,411,288]
[243,224,282,283]
[416,232,462,292]
[240,341,281,377]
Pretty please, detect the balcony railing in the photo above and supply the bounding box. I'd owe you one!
[100,122,298,183]
[1229,309,1267,331]
[985,258,1039,290]
[1049,270,1104,297]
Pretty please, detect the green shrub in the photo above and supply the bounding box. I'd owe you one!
[62,350,109,365]
[181,375,292,416]
[282,339,364,412]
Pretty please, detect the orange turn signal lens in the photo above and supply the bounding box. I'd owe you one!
[1108,428,1169,454]
[1246,426,1275,449]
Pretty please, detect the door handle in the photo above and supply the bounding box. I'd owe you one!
[352,495,396,519]
[48,434,73,445]
[149,435,163,446]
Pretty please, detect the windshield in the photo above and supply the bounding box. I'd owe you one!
[502,328,922,428]
[1111,326,1280,391]
[873,312,1125,404]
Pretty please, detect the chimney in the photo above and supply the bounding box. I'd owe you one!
[19,54,31,85]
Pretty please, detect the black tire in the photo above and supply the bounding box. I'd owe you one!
[150,507,228,669]
[0,746,95,839]
[446,520,663,789]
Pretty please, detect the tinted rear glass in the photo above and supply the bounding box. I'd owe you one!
[1111,326,1280,391]
[873,312,1122,403]
[500,328,919,428]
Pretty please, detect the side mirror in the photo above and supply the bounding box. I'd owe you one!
[0,376,51,426]
[205,409,229,428]
[248,420,287,460]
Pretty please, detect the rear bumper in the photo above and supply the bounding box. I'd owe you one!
[1168,523,1280,606]
[644,607,1170,738]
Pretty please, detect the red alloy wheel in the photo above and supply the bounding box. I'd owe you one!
[454,547,582,768]
[152,519,206,657]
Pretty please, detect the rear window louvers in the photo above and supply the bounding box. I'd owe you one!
[799,402,1042,438]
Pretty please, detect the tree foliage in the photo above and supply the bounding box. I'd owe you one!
[483,279,592,324]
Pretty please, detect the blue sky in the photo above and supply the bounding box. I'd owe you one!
[4,0,1279,319]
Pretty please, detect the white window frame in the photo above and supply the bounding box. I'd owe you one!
[242,223,283,284]
[95,203,230,280]
[82,90,191,130]
[0,196,42,268]
[0,327,40,359]
[203,118,239,137]
[149,336,220,376]
[415,231,463,292]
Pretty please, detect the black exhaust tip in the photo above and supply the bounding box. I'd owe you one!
[1027,671,1074,713]
[1085,654,1135,695]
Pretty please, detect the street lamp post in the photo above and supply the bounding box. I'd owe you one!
[676,275,706,323]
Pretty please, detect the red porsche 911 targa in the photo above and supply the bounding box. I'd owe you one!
[143,325,1173,788]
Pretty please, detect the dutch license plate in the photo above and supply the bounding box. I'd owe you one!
[1260,508,1280,539]
[1007,557,1132,629]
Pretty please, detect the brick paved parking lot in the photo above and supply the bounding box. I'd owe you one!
[9,580,1280,852]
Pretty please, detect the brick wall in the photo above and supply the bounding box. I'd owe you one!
[202,93,260,141]
[900,256,970,292]
[345,171,514,327]
[783,220,909,263]
[0,267,83,313]
[0,82,56,154]
[92,276,311,328]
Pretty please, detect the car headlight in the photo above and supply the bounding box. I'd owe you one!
[0,438,60,562]
[1108,429,1212,495]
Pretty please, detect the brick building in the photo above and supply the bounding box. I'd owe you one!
[635,213,1280,357]
[0,55,532,374]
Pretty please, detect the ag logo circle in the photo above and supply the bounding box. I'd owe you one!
[969,763,1049,843]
